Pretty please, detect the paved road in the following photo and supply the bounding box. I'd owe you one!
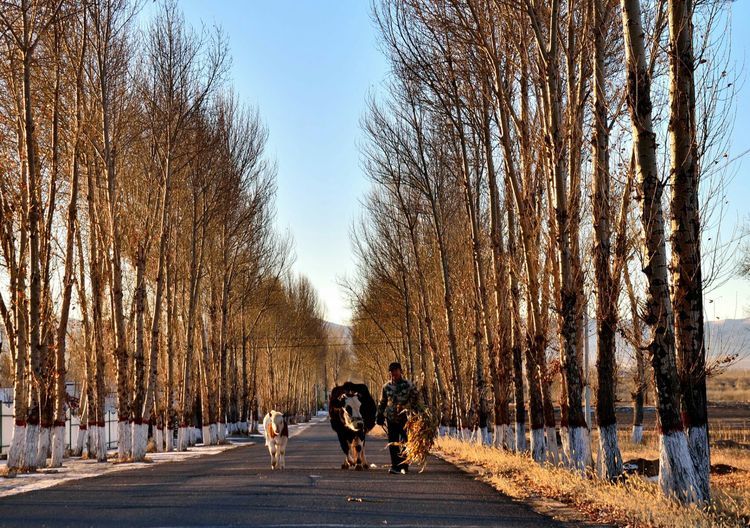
[0,419,563,527]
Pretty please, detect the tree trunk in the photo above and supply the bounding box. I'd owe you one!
[165,244,175,451]
[143,171,171,455]
[483,97,512,449]
[131,247,147,461]
[494,67,544,458]
[7,150,29,470]
[592,0,623,480]
[20,12,43,469]
[97,28,131,459]
[75,221,94,459]
[667,0,710,503]
[621,0,699,502]
[200,314,218,445]
[536,0,591,471]
[87,159,108,462]
[401,195,448,426]
[51,135,79,468]
[179,193,204,450]
[240,308,249,434]
[625,265,647,444]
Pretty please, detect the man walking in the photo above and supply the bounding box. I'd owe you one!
[376,362,421,474]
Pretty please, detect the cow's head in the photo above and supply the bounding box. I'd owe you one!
[339,392,364,432]
[269,411,286,437]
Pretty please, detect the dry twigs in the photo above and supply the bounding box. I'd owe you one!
[400,410,439,471]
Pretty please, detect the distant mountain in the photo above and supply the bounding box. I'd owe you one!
[323,321,353,347]
[705,318,750,369]
[581,317,750,370]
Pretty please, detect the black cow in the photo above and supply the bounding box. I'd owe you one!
[329,382,376,470]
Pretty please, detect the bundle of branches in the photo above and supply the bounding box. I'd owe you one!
[401,409,439,471]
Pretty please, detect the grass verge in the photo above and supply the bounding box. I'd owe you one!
[434,437,748,528]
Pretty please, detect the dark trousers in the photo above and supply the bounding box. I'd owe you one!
[387,418,408,470]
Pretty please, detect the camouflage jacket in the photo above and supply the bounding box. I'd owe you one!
[377,378,422,422]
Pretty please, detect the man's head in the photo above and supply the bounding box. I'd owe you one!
[388,361,403,382]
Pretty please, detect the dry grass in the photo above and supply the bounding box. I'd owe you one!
[615,430,750,523]
[435,436,749,528]
[708,371,750,404]
[712,425,750,446]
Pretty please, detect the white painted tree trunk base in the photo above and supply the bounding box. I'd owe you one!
[36,427,51,468]
[545,426,559,465]
[7,424,26,470]
[598,423,623,480]
[23,423,40,471]
[559,426,570,467]
[155,427,164,453]
[687,425,710,503]
[515,422,527,453]
[118,421,131,460]
[659,430,700,504]
[176,427,188,451]
[189,427,199,446]
[131,422,148,461]
[210,423,219,445]
[73,426,87,457]
[474,427,487,445]
[217,422,225,443]
[96,425,107,462]
[50,425,65,467]
[568,426,593,472]
[530,428,546,463]
[201,425,211,446]
[493,425,504,449]
[505,425,515,451]
[631,425,644,444]
[164,428,173,452]
[494,424,514,450]
[87,426,98,459]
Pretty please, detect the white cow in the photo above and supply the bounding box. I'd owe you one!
[263,410,289,470]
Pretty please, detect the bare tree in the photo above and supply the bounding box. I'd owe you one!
[667,0,710,502]
[620,0,700,503]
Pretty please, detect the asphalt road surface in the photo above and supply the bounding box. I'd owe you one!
[0,419,563,527]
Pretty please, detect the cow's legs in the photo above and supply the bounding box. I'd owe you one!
[359,439,370,469]
[352,437,365,471]
[278,437,287,469]
[269,442,277,469]
[342,440,356,469]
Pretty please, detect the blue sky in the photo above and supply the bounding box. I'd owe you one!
[174,0,750,325]
[702,0,750,320]
[178,0,388,324]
